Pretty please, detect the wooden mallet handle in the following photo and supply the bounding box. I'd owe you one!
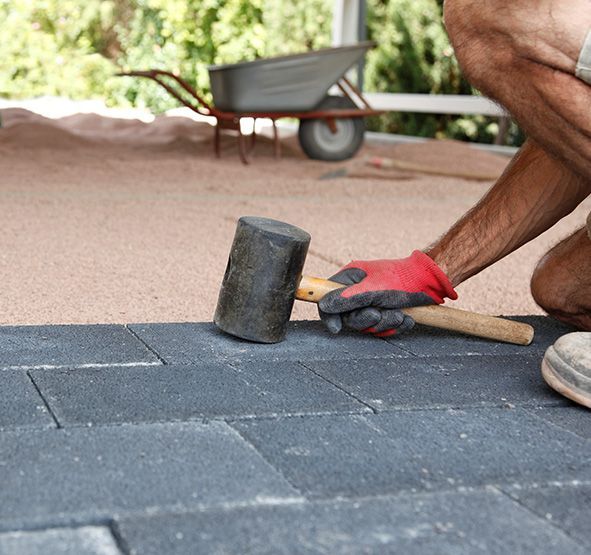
[296,276,534,346]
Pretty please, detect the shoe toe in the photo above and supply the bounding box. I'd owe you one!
[550,332,591,377]
[543,332,591,407]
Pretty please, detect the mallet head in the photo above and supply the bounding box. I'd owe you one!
[214,216,311,343]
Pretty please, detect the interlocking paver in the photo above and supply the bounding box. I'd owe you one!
[116,489,586,555]
[305,354,567,410]
[0,421,298,531]
[500,483,591,549]
[1,318,590,552]
[0,371,55,430]
[0,526,121,555]
[526,406,591,439]
[129,321,408,365]
[0,325,159,369]
[31,361,368,426]
[384,316,574,357]
[232,409,591,498]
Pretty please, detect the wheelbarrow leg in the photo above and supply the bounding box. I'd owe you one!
[273,119,281,159]
[250,118,257,151]
[325,117,338,134]
[214,119,221,158]
[237,124,250,165]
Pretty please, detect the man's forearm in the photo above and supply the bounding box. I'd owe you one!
[426,140,591,287]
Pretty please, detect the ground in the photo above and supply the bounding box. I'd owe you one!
[1,317,591,554]
[0,106,589,325]
[0,105,590,553]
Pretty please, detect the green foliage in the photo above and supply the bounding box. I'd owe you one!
[364,0,497,143]
[264,2,332,54]
[0,0,518,144]
[0,0,332,112]
[0,0,117,100]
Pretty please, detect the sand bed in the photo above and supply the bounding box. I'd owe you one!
[0,107,588,325]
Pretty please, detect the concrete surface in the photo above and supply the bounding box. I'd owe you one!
[305,355,568,410]
[1,317,591,554]
[0,421,297,532]
[30,361,369,425]
[0,527,120,555]
[0,371,54,430]
[0,324,159,368]
[115,492,586,555]
[128,320,405,364]
[0,108,589,326]
[232,409,591,498]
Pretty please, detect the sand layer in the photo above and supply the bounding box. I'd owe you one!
[0,107,588,325]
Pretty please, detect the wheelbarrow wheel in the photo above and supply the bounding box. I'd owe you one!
[298,96,365,161]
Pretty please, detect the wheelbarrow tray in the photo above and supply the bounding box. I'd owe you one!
[208,42,373,113]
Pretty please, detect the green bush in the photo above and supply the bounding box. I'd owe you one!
[0,0,520,144]
[0,0,117,100]
[364,0,511,143]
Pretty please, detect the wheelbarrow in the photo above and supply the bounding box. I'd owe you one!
[119,42,383,164]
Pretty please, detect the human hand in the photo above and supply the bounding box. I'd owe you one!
[318,250,457,337]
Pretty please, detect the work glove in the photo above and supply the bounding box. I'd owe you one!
[318,250,457,337]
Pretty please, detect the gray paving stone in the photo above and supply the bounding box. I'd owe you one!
[116,489,586,555]
[127,323,222,365]
[0,325,159,369]
[527,406,591,439]
[0,371,55,430]
[31,361,368,426]
[305,354,567,410]
[385,316,574,357]
[0,421,298,531]
[129,321,408,365]
[0,526,120,555]
[500,483,591,548]
[232,409,591,498]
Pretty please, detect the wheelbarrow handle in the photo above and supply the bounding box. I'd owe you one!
[117,69,216,116]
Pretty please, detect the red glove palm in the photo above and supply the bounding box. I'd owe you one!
[318,250,457,337]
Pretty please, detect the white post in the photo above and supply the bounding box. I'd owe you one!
[332,0,360,46]
[333,0,364,88]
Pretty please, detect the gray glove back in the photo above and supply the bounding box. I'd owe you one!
[318,267,434,335]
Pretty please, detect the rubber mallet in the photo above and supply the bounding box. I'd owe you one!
[214,217,535,345]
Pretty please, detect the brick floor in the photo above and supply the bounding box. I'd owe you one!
[1,316,590,554]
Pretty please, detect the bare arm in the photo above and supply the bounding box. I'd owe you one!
[426,140,591,286]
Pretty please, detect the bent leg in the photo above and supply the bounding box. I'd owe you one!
[531,225,591,330]
[443,0,591,179]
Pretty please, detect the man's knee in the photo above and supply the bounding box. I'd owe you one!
[530,229,591,329]
[443,0,514,89]
[530,255,566,316]
[444,0,591,89]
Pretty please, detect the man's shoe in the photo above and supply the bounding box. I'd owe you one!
[542,332,591,408]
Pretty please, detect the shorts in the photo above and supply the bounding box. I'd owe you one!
[576,29,591,85]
